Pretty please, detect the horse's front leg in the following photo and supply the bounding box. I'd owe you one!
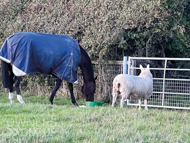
[49,78,62,104]
[67,82,78,106]
[15,77,25,104]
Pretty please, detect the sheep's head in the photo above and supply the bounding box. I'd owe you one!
[139,64,153,78]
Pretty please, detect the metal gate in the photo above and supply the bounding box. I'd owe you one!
[123,57,190,109]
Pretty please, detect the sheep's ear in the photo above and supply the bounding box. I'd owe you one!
[147,64,150,69]
[140,64,143,70]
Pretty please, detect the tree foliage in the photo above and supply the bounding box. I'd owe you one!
[0,0,189,61]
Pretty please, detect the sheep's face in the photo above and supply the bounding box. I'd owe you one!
[139,64,153,78]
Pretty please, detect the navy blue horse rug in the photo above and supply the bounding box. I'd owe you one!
[0,32,81,83]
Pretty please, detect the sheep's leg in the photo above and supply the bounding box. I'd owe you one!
[120,97,125,108]
[127,99,130,105]
[112,92,118,107]
[138,99,141,110]
[144,99,148,110]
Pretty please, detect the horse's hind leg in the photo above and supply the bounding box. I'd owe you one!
[1,61,14,103]
[15,77,25,104]
[49,78,62,104]
[67,82,78,106]
[8,72,14,103]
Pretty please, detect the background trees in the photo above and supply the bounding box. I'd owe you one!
[0,0,189,100]
[0,0,189,60]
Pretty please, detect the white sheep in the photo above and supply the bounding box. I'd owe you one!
[112,64,153,110]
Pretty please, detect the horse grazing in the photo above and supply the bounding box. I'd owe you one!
[0,32,96,105]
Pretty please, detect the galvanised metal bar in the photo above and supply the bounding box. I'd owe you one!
[126,57,190,109]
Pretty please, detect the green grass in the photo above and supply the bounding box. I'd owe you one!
[0,93,190,142]
[0,92,85,105]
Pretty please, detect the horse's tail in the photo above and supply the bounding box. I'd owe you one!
[1,60,14,88]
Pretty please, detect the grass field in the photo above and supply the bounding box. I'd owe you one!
[0,92,190,143]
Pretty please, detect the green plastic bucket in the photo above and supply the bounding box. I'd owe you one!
[85,101,103,107]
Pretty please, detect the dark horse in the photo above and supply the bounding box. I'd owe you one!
[0,32,96,105]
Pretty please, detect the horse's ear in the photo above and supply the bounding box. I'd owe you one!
[94,76,97,80]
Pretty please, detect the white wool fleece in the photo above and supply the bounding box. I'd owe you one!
[112,64,153,109]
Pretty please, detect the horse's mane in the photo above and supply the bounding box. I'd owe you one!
[79,45,95,82]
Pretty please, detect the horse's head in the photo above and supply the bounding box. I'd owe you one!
[81,76,97,101]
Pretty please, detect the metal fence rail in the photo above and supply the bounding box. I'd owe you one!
[124,57,190,109]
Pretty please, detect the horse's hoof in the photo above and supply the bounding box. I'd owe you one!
[10,99,14,103]
[17,95,25,104]
[73,102,79,106]
[49,99,53,105]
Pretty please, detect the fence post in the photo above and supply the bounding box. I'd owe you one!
[131,60,136,75]
[162,59,167,107]
[128,57,131,75]
[123,56,128,74]
[123,56,130,105]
